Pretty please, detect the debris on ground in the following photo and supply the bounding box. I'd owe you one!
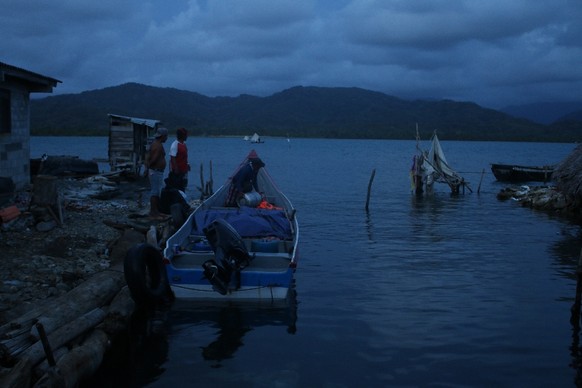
[0,173,197,325]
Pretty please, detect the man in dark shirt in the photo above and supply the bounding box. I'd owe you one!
[225,157,265,206]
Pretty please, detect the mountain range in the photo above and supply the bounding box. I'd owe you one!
[501,101,582,125]
[30,83,582,142]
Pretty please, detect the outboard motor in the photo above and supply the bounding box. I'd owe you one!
[202,218,251,295]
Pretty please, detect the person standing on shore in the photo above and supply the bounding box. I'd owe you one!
[169,127,190,192]
[145,127,169,219]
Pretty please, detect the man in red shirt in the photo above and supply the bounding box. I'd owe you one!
[169,127,190,192]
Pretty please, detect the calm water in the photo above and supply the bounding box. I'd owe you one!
[32,137,582,387]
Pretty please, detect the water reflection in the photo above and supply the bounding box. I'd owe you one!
[409,194,460,244]
[365,192,457,243]
[201,307,252,366]
[553,226,582,384]
[128,308,171,385]
[550,225,582,280]
[571,274,582,387]
[365,210,374,241]
[84,288,298,387]
[83,307,172,388]
[197,291,298,367]
[409,192,449,218]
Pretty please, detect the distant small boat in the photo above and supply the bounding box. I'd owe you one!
[250,133,264,143]
[490,163,554,183]
[243,135,250,141]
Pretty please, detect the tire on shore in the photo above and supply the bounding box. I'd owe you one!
[124,243,171,307]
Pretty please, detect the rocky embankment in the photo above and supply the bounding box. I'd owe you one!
[496,184,582,222]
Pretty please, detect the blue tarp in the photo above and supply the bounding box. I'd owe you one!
[192,207,292,240]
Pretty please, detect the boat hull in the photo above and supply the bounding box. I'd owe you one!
[169,281,292,301]
[165,255,295,301]
[163,150,299,302]
[491,163,553,183]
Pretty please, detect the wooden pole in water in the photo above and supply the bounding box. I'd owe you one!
[199,163,205,200]
[365,169,376,212]
[570,248,582,327]
[209,160,214,195]
[477,168,485,194]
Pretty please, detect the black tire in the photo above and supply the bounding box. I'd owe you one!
[124,243,170,307]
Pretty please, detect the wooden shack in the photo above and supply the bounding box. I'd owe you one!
[108,114,161,174]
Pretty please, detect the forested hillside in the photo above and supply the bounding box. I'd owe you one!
[31,83,582,142]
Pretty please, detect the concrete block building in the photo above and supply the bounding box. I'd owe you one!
[0,61,60,190]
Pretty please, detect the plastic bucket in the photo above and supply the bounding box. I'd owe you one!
[238,191,262,207]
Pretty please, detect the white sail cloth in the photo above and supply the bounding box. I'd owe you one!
[412,133,466,193]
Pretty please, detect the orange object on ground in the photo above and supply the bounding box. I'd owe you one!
[0,205,20,223]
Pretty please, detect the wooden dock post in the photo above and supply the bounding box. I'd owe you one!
[477,168,485,194]
[35,322,56,367]
[208,160,214,195]
[570,248,582,327]
[199,163,205,200]
[198,161,214,200]
[365,169,376,212]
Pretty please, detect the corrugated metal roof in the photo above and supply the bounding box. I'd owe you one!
[108,113,161,128]
[0,61,61,86]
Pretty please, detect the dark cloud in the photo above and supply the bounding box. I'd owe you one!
[1,0,580,109]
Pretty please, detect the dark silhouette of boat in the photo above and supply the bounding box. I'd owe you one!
[491,163,554,183]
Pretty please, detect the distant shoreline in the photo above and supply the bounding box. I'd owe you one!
[30,134,577,143]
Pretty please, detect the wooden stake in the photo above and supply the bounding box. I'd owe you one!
[477,169,485,194]
[35,322,55,367]
[365,169,376,212]
[199,163,205,200]
[209,160,214,195]
[21,308,106,366]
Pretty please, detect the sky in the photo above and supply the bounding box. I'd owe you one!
[1,0,581,109]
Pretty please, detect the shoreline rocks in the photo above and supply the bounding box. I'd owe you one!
[497,184,582,222]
